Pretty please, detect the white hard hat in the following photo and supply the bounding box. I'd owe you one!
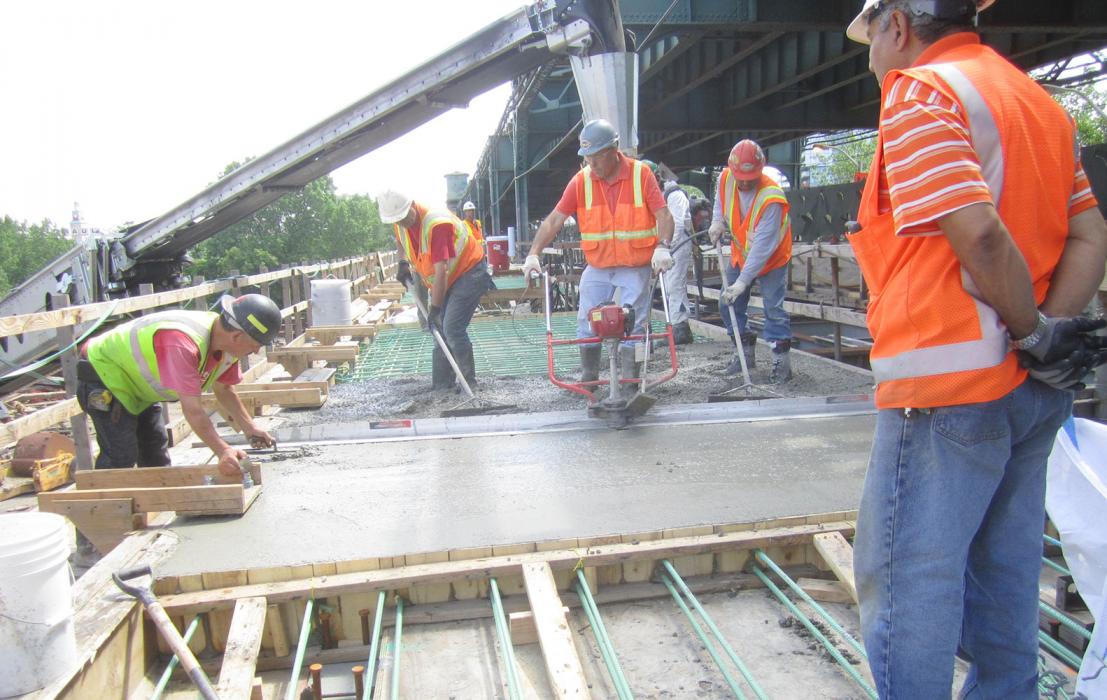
[376,190,413,224]
[462,201,476,211]
[846,0,995,44]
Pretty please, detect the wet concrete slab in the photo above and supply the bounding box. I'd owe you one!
[160,410,876,577]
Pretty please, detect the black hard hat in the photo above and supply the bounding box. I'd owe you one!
[219,293,281,345]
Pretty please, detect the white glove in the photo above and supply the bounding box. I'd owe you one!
[651,245,674,273]
[522,254,542,281]
[708,220,726,244]
[720,279,748,304]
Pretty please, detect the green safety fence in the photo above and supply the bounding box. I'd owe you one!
[337,313,670,382]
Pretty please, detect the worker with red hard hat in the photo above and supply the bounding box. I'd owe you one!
[708,138,793,382]
[845,0,1107,696]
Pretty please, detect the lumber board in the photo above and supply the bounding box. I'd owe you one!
[267,346,358,363]
[201,387,324,409]
[40,498,134,555]
[75,463,263,489]
[510,607,570,646]
[523,562,591,698]
[215,597,268,700]
[812,531,859,604]
[689,284,868,327]
[0,474,35,501]
[307,324,377,344]
[798,577,854,604]
[158,520,855,616]
[39,483,260,515]
[293,366,336,387]
[0,398,82,448]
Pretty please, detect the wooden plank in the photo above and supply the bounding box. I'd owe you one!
[215,597,268,700]
[40,498,134,555]
[522,562,591,698]
[0,398,82,448]
[509,607,570,646]
[812,531,858,604]
[307,325,377,344]
[267,346,358,364]
[201,387,324,409]
[38,483,255,515]
[76,463,262,489]
[0,474,35,501]
[798,577,854,604]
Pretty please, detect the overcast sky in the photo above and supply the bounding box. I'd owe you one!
[0,1,527,232]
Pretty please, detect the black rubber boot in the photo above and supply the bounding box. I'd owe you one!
[770,339,792,383]
[725,333,756,376]
[619,344,641,398]
[580,344,602,384]
[672,321,693,345]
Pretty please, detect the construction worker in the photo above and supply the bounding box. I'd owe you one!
[642,160,695,345]
[76,294,280,474]
[846,1,1107,696]
[377,191,491,390]
[708,139,794,382]
[523,118,675,386]
[460,201,484,243]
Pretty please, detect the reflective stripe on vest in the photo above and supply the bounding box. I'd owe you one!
[420,211,472,287]
[867,63,1009,384]
[721,170,791,267]
[580,161,656,243]
[394,209,481,288]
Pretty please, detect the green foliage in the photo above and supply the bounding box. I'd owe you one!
[189,161,388,279]
[0,217,75,298]
[808,133,877,187]
[1049,84,1107,145]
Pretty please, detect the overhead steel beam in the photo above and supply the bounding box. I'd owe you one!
[640,31,705,83]
[648,33,783,114]
[729,42,868,112]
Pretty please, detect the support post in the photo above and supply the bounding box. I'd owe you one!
[50,293,93,471]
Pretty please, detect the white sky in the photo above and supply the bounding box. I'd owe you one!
[0,1,527,232]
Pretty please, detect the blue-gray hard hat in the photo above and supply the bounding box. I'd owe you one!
[578,119,620,156]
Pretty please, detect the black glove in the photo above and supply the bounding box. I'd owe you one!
[1017,316,1107,390]
[396,260,413,287]
[427,304,443,335]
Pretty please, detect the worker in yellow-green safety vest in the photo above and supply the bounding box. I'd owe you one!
[77,293,282,474]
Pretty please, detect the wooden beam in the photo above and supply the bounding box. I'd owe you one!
[267,346,358,363]
[39,483,260,515]
[201,387,324,410]
[215,597,268,700]
[0,398,82,449]
[797,577,853,604]
[307,325,377,344]
[812,532,858,605]
[690,284,868,327]
[40,498,135,555]
[523,562,591,698]
[509,606,571,646]
[76,463,263,489]
[158,520,855,616]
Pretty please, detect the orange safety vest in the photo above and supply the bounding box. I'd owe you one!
[393,205,484,290]
[850,36,1077,409]
[574,159,658,268]
[464,218,484,243]
[718,170,792,274]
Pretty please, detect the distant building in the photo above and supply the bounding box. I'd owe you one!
[69,202,106,246]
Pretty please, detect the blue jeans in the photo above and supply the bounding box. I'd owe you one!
[719,261,790,342]
[432,261,493,387]
[854,379,1072,699]
[576,265,653,339]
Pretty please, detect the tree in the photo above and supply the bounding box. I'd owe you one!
[0,217,75,298]
[1049,83,1107,145]
[806,131,877,187]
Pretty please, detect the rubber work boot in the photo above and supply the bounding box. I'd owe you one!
[724,332,757,376]
[672,321,693,345]
[770,339,792,383]
[579,344,602,384]
[619,344,641,399]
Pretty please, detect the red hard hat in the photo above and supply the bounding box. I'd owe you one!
[728,140,765,181]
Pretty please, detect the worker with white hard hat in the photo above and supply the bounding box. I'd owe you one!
[377,190,492,390]
[522,118,675,390]
[844,0,1107,696]
[459,200,484,244]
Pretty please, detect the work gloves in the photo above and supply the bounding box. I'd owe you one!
[708,220,726,245]
[522,254,542,282]
[396,260,413,287]
[1015,315,1107,391]
[427,304,444,336]
[651,245,674,273]
[720,279,749,305]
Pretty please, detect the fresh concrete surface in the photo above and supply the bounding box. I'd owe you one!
[160,411,875,577]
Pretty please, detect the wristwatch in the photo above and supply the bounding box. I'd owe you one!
[1010,311,1048,351]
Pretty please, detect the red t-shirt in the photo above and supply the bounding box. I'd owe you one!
[555,155,667,217]
[153,330,241,397]
[404,222,456,264]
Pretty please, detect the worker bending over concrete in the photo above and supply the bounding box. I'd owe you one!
[643,159,695,345]
[523,118,675,386]
[378,191,492,390]
[77,294,280,474]
[846,0,1107,696]
[709,139,794,382]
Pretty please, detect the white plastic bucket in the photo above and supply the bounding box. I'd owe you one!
[310,279,353,327]
[0,512,78,697]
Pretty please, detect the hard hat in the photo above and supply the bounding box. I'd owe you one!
[462,201,476,211]
[219,293,282,346]
[578,119,619,156]
[376,190,413,224]
[727,140,766,181]
[846,0,995,44]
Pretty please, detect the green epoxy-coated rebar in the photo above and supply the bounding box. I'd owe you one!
[1039,601,1094,641]
[489,578,523,700]
[574,570,634,699]
[362,591,387,700]
[1042,557,1072,576]
[660,572,748,699]
[1044,534,1063,548]
[337,313,670,381]
[1038,629,1084,669]
[286,598,315,700]
[390,597,405,700]
[150,616,200,700]
[750,563,878,699]
[753,549,867,661]
[660,560,768,700]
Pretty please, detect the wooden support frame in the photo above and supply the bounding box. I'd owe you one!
[812,531,859,605]
[215,597,268,700]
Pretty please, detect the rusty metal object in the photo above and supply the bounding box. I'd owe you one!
[309,663,323,700]
[11,431,76,477]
